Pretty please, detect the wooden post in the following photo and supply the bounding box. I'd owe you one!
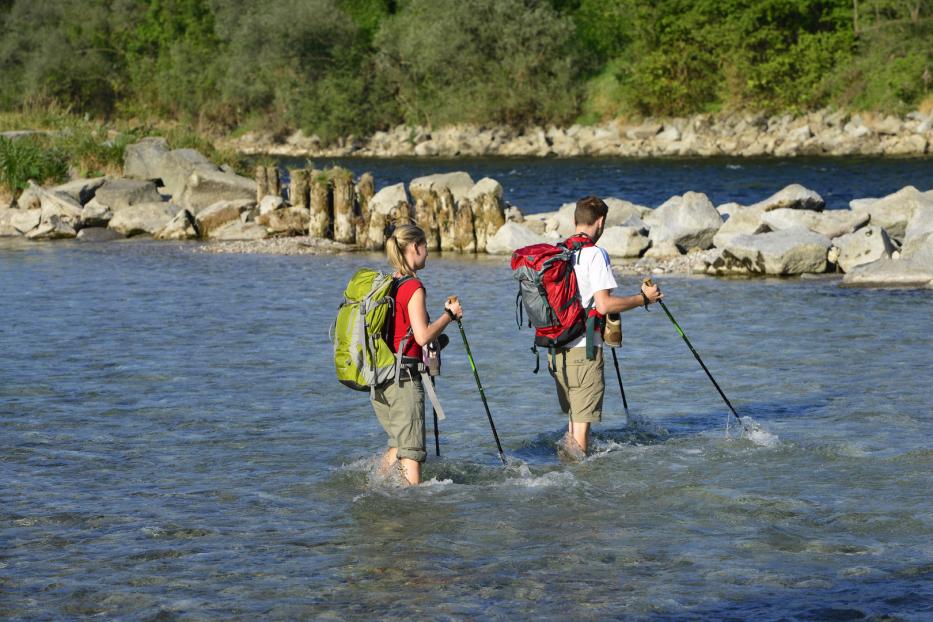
[355,172,375,250]
[289,168,310,211]
[308,170,332,239]
[330,167,356,244]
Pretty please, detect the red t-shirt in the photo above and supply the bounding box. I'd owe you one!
[391,277,424,359]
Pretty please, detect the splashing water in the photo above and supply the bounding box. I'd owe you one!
[728,416,780,448]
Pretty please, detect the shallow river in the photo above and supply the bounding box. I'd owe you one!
[2,233,931,619]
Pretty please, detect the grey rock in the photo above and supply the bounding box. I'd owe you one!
[51,177,108,206]
[842,246,933,287]
[762,208,870,239]
[712,206,768,248]
[81,200,113,227]
[76,227,124,242]
[26,215,77,240]
[747,184,825,212]
[180,170,257,215]
[485,222,547,255]
[600,226,651,258]
[11,208,41,234]
[209,220,268,241]
[92,179,163,212]
[155,209,199,240]
[15,183,42,210]
[123,137,170,180]
[721,228,832,275]
[108,202,177,236]
[645,192,722,250]
[196,200,255,238]
[643,239,683,259]
[159,149,220,198]
[833,226,895,272]
[410,172,475,203]
[0,207,19,236]
[259,195,285,215]
[369,183,410,216]
[257,206,309,236]
[850,186,933,240]
[605,198,651,227]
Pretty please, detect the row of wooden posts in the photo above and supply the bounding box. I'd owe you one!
[254,165,507,253]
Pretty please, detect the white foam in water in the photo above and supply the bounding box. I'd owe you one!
[504,469,577,489]
[733,416,780,447]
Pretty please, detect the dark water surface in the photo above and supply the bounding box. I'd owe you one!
[2,236,931,620]
[276,155,933,212]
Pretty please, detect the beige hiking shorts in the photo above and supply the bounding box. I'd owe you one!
[548,346,604,423]
[371,372,426,462]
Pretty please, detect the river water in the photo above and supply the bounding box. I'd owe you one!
[2,157,933,620]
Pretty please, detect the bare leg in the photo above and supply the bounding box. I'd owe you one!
[569,420,590,455]
[398,458,421,485]
[379,447,399,474]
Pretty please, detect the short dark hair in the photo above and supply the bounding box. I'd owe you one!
[575,196,608,226]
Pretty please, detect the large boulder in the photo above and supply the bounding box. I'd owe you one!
[605,198,651,228]
[195,199,255,238]
[0,207,18,236]
[485,222,548,255]
[720,228,832,275]
[833,226,895,273]
[712,206,767,248]
[410,172,475,203]
[842,244,933,287]
[87,179,163,214]
[51,177,108,205]
[28,182,83,238]
[123,137,170,180]
[159,149,220,198]
[645,191,722,250]
[11,208,41,235]
[26,215,77,240]
[747,184,825,212]
[599,225,651,258]
[901,202,933,258]
[124,138,222,200]
[257,206,309,236]
[850,186,933,240]
[155,209,199,240]
[108,202,177,236]
[762,208,870,239]
[209,220,268,241]
[180,170,257,215]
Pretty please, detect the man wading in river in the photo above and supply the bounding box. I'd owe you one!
[549,196,663,456]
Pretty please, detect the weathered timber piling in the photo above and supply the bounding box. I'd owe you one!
[255,165,280,202]
[470,178,506,253]
[355,172,375,249]
[330,167,356,244]
[289,168,310,211]
[308,170,332,238]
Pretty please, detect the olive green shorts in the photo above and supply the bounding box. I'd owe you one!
[370,373,426,462]
[548,346,604,423]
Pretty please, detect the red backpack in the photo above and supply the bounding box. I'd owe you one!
[511,233,602,372]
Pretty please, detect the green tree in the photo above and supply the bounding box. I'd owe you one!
[374,0,578,127]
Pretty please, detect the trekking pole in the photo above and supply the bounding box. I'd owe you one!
[447,296,507,464]
[431,378,440,457]
[643,278,744,426]
[609,348,629,414]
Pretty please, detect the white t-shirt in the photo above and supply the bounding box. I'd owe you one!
[567,245,617,349]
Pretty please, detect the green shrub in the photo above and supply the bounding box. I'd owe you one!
[0,135,69,204]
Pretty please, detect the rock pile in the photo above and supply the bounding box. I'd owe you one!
[226,109,933,159]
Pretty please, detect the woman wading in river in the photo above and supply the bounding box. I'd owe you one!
[375,223,462,485]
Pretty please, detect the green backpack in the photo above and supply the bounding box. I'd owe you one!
[332,268,410,391]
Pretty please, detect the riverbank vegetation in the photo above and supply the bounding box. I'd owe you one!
[0,0,930,142]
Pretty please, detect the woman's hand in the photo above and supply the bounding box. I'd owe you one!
[445,296,463,320]
[641,282,663,304]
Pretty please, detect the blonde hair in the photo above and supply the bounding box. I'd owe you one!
[386,223,426,277]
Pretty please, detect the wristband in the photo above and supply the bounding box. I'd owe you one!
[641,290,650,310]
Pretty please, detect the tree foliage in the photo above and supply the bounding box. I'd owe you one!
[0,0,929,136]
